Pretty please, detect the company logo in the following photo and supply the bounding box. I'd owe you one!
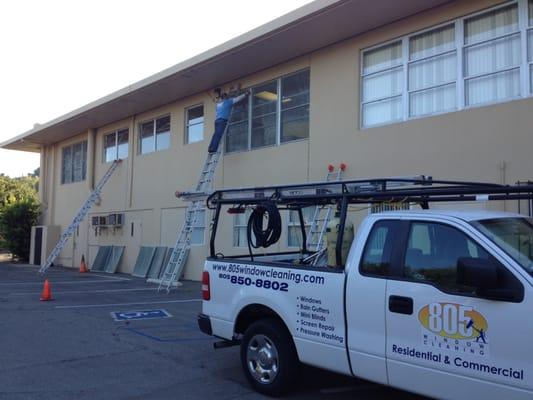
[419,303,489,356]
[419,303,488,341]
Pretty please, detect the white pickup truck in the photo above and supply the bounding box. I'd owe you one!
[197,178,533,399]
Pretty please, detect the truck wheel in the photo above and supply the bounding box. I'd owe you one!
[240,318,298,396]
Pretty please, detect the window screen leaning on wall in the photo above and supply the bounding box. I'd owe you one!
[185,105,204,144]
[104,129,128,162]
[139,115,171,154]
[361,0,533,128]
[62,141,87,184]
[225,69,310,153]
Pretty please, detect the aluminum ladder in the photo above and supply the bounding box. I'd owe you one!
[154,146,223,292]
[305,163,346,264]
[39,160,121,273]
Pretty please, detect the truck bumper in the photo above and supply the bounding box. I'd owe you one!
[197,313,213,336]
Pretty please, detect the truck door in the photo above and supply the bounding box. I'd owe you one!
[346,219,404,385]
[385,220,532,400]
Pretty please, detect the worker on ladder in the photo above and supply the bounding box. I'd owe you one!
[208,88,250,153]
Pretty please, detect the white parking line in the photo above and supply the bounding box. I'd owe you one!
[11,288,158,296]
[55,299,201,309]
[0,278,130,286]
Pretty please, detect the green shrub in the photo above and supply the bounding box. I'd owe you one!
[0,200,40,261]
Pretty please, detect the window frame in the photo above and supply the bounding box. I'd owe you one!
[225,68,310,154]
[360,0,533,129]
[185,104,204,144]
[61,140,87,185]
[138,114,171,155]
[103,128,129,163]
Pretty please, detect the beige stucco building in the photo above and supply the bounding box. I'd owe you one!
[2,0,533,280]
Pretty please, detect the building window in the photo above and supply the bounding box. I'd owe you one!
[362,41,403,127]
[409,25,457,117]
[225,69,310,153]
[185,105,204,144]
[287,207,314,247]
[61,141,87,184]
[233,210,251,247]
[464,4,520,106]
[191,209,205,246]
[281,69,310,142]
[251,81,278,149]
[104,129,129,162]
[139,115,170,154]
[361,0,533,128]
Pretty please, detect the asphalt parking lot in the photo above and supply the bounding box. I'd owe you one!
[0,262,425,400]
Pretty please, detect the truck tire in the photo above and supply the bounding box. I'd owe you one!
[240,318,299,396]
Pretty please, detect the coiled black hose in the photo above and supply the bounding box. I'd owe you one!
[247,201,282,260]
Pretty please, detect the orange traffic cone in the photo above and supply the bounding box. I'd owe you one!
[79,255,88,273]
[40,279,53,301]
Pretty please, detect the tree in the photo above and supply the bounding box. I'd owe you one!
[0,200,40,260]
[0,174,38,209]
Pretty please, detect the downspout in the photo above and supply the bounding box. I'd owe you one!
[87,128,97,191]
[499,160,507,211]
[38,145,46,225]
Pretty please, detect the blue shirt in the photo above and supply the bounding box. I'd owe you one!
[215,93,247,120]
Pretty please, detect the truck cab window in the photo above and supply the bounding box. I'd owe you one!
[360,220,401,277]
[404,222,489,294]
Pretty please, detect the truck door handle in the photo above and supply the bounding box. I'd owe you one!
[389,295,413,315]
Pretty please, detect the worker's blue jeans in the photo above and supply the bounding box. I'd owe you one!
[208,118,228,153]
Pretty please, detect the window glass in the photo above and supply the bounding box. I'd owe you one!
[404,222,490,293]
[117,129,129,160]
[104,133,116,163]
[362,41,403,128]
[155,116,170,151]
[410,25,455,61]
[281,70,310,142]
[186,105,204,144]
[252,81,278,148]
[408,25,457,117]
[464,5,521,106]
[62,146,72,184]
[288,207,315,247]
[191,209,205,245]
[360,220,401,276]
[473,218,533,277]
[140,121,155,154]
[226,100,249,153]
[61,141,87,184]
[465,5,518,45]
[530,0,533,26]
[363,42,402,75]
[234,210,251,247]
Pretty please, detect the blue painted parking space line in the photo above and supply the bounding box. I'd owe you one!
[111,309,172,321]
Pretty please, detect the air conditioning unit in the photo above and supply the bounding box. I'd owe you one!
[106,213,124,227]
[91,216,100,226]
[99,216,108,226]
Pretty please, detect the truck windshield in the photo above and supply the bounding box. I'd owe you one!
[472,218,533,277]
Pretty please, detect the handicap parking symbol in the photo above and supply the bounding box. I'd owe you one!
[111,309,172,321]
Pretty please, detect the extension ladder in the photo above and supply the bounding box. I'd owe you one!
[39,160,121,273]
[305,163,346,264]
[153,146,223,292]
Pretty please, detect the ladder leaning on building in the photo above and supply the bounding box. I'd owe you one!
[149,138,224,292]
[39,160,122,274]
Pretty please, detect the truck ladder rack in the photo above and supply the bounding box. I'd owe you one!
[207,176,533,208]
[39,160,121,273]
